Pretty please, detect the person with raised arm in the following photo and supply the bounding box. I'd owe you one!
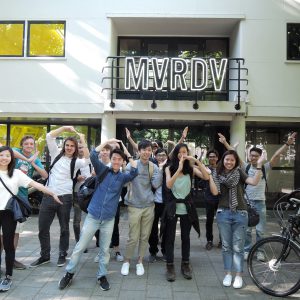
[30,126,90,268]
[58,139,138,291]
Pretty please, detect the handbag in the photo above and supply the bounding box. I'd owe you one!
[244,191,260,227]
[0,176,32,223]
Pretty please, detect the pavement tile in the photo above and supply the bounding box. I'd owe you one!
[146,284,173,299]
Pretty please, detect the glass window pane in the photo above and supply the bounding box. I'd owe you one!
[287,23,300,60]
[28,22,65,57]
[176,44,201,58]
[0,22,24,56]
[147,43,168,57]
[205,39,228,58]
[119,39,141,56]
[10,125,48,163]
[0,124,7,145]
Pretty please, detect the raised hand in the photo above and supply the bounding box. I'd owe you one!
[182,126,189,139]
[218,133,226,144]
[125,128,131,139]
[287,132,297,145]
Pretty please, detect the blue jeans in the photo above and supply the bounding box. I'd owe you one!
[216,209,248,273]
[244,200,266,253]
[66,214,114,278]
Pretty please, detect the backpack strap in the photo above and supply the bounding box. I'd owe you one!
[70,157,77,179]
[97,167,110,185]
[148,161,154,180]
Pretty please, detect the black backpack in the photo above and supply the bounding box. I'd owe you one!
[77,168,110,213]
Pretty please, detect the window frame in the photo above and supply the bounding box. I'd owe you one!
[0,20,25,57]
[286,23,300,61]
[27,20,66,58]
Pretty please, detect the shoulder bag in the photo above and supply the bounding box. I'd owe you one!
[0,176,32,223]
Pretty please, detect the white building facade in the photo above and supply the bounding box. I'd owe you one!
[0,0,300,195]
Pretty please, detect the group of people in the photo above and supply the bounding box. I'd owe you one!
[0,125,296,292]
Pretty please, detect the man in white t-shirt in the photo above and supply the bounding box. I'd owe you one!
[30,126,90,268]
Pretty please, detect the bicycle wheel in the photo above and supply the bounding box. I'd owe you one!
[247,236,300,297]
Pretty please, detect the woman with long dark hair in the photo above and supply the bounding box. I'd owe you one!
[0,146,61,292]
[164,143,209,282]
[210,150,263,289]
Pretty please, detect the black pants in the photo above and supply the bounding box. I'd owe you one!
[205,200,219,242]
[38,194,73,258]
[110,202,121,248]
[165,214,191,264]
[0,210,17,276]
[148,202,165,255]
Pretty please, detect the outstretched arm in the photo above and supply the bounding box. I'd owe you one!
[28,181,62,204]
[125,128,138,152]
[269,132,297,168]
[218,133,235,150]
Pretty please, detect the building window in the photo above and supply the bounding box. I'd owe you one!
[0,21,25,57]
[287,23,300,60]
[27,21,66,57]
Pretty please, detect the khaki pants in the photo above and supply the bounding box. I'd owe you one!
[125,205,154,260]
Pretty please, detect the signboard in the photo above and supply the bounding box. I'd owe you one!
[124,57,228,92]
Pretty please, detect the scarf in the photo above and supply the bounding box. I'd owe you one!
[216,168,240,211]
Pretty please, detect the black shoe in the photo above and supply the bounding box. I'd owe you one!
[166,263,176,282]
[98,276,110,291]
[58,272,74,290]
[57,255,66,267]
[30,257,50,268]
[205,241,213,251]
[181,262,192,280]
[84,248,88,253]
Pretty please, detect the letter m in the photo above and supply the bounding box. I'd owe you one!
[125,57,149,90]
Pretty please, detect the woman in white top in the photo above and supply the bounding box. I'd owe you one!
[0,146,61,292]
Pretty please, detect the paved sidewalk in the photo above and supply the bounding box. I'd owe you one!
[0,208,299,300]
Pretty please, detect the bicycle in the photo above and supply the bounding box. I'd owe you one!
[247,189,300,297]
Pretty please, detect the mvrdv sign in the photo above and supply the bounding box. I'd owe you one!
[124,57,228,92]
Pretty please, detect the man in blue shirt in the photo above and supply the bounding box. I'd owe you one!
[58,139,138,291]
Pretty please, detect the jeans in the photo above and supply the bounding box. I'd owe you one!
[165,214,192,264]
[38,194,73,258]
[66,214,114,278]
[148,202,165,255]
[244,200,266,253]
[0,210,17,276]
[216,209,248,273]
[205,200,219,242]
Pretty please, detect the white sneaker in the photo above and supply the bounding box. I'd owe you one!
[94,253,100,263]
[244,252,249,261]
[256,251,266,262]
[233,275,243,289]
[222,274,232,287]
[115,252,124,262]
[121,262,130,276]
[136,263,144,276]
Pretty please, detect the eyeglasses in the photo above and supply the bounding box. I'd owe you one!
[157,153,167,157]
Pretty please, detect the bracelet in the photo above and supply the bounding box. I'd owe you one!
[127,156,132,159]
[256,168,262,170]
[285,142,290,146]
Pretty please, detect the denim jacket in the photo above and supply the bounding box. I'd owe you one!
[88,150,138,221]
